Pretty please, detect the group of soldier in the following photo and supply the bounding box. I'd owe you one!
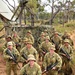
[2,28,75,75]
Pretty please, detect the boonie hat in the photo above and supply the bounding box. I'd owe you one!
[28,54,36,61]
[7,42,13,46]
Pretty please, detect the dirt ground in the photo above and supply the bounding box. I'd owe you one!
[0,30,75,75]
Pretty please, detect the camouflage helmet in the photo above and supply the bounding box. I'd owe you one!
[40,32,45,36]
[49,45,55,50]
[23,37,28,42]
[27,39,33,44]
[54,31,58,34]
[45,36,50,40]
[27,30,32,34]
[44,29,47,32]
[6,35,12,39]
[28,54,36,61]
[64,39,69,43]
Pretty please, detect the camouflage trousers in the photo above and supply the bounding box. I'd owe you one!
[6,63,17,75]
[46,70,58,75]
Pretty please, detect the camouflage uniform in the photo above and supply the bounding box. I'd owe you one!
[4,35,16,48]
[39,36,52,61]
[51,31,62,52]
[3,42,20,75]
[12,31,21,43]
[59,39,74,75]
[37,32,45,55]
[12,31,21,51]
[37,32,45,45]
[65,33,73,46]
[20,54,42,75]
[43,29,48,37]
[25,30,34,45]
[43,45,62,75]
[20,39,38,65]
[21,37,29,48]
[62,31,68,40]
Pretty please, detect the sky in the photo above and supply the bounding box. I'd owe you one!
[7,0,51,12]
[4,0,73,13]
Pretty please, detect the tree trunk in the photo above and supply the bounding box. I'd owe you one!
[49,9,60,25]
[19,14,22,25]
[31,14,34,26]
[49,0,54,25]
[24,9,26,25]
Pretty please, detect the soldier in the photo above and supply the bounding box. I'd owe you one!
[39,36,52,61]
[25,30,34,45]
[20,54,42,75]
[37,32,45,45]
[62,30,68,40]
[43,29,48,37]
[51,31,62,53]
[43,45,62,75]
[50,28,57,39]
[65,33,74,47]
[21,37,28,48]
[59,39,74,75]
[12,31,21,43]
[20,39,38,66]
[12,31,21,51]
[3,41,20,75]
[4,35,16,48]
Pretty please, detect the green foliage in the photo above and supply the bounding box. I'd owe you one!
[27,0,38,14]
[0,23,3,29]
[39,12,51,19]
[54,21,75,33]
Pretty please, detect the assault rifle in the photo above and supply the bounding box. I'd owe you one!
[6,49,18,63]
[42,60,58,74]
[60,48,71,60]
[41,47,48,55]
[15,42,21,49]
[22,54,28,60]
[23,72,27,75]
[6,49,20,68]
[51,40,59,50]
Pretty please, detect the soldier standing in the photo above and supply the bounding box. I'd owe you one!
[39,36,52,61]
[25,30,34,45]
[20,39,38,66]
[65,33,74,47]
[62,31,68,40]
[20,54,42,75]
[43,29,48,37]
[12,31,21,51]
[51,31,62,53]
[3,42,20,75]
[12,31,21,44]
[4,35,16,48]
[59,39,74,75]
[43,45,62,75]
[37,32,45,45]
[21,37,28,48]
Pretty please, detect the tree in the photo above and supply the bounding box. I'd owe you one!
[25,0,38,26]
[41,0,75,25]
